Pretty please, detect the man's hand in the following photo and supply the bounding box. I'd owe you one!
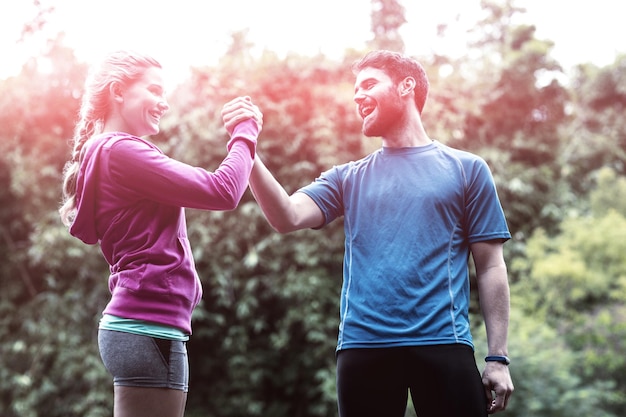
[221,96,263,136]
[482,362,514,413]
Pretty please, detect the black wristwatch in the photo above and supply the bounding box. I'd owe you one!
[485,355,511,365]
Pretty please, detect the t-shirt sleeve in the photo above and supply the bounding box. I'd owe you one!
[297,165,346,228]
[464,158,511,243]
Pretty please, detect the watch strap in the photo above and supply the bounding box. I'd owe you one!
[485,355,511,365]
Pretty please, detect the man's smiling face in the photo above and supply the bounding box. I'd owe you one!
[353,67,404,137]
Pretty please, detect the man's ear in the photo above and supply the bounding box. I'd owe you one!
[110,82,124,103]
[400,77,416,96]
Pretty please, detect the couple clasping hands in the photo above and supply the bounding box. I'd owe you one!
[222,96,263,139]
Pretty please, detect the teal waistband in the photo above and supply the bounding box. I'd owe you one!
[99,314,189,341]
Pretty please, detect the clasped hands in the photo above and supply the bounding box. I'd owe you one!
[221,96,263,137]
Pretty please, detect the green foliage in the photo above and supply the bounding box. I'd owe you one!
[590,167,626,217]
[0,277,111,417]
[0,35,112,417]
[474,310,619,417]
[561,55,626,195]
[512,179,626,414]
[517,211,626,320]
[187,223,342,416]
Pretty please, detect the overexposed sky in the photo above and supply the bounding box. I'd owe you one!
[1,0,623,85]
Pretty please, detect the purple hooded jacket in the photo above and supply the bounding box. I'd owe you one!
[70,120,258,334]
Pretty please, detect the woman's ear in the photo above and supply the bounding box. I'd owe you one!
[110,82,124,103]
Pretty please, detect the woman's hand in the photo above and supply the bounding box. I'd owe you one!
[221,96,263,136]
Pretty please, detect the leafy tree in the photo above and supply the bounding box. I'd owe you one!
[473,310,619,417]
[589,167,626,217]
[561,55,626,196]
[0,35,112,416]
[457,0,569,240]
[511,168,626,415]
[367,0,407,52]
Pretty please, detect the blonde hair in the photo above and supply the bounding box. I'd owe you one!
[59,51,162,226]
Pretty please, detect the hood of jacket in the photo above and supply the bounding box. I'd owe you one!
[70,133,120,244]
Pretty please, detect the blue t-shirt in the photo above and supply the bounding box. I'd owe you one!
[298,142,510,351]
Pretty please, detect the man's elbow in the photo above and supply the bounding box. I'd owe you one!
[269,219,298,234]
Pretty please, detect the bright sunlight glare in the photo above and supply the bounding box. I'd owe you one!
[0,0,623,85]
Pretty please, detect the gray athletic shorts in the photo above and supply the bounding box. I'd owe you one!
[98,329,189,392]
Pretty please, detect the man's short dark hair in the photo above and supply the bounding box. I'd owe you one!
[352,50,430,114]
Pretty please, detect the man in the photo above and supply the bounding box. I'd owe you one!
[223,50,513,416]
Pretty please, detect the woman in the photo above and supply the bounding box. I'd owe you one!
[59,50,262,417]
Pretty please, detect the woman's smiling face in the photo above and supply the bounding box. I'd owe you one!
[116,66,169,137]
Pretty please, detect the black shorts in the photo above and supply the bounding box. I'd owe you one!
[336,344,488,417]
[98,329,189,392]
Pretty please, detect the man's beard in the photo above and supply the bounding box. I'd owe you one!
[361,91,404,138]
